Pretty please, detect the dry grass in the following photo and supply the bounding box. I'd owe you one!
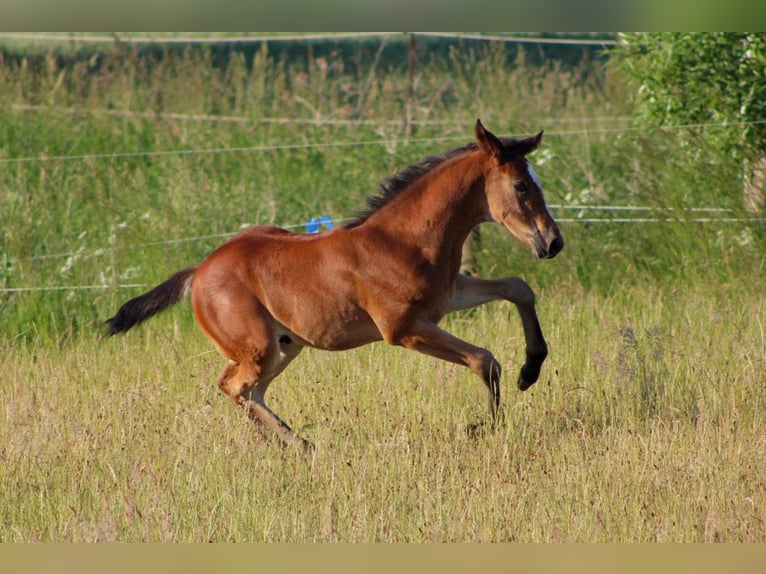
[1,286,763,542]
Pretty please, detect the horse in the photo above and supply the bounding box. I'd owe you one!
[105,120,563,449]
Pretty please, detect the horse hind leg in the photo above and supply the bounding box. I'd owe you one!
[193,275,310,449]
[216,337,310,451]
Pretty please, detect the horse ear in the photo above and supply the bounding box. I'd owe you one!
[475,119,505,161]
[518,131,543,156]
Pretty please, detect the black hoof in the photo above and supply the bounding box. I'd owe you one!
[517,363,541,391]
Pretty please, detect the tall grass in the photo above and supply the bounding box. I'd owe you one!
[1,287,763,541]
[0,40,764,541]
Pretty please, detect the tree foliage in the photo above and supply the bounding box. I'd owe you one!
[614,33,766,161]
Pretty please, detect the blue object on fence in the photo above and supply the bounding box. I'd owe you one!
[306,216,334,233]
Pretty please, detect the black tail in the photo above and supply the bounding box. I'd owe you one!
[104,267,196,336]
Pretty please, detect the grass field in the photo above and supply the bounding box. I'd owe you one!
[1,38,764,541]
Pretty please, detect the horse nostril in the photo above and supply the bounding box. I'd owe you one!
[548,236,564,257]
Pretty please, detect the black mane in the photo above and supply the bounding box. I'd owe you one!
[343,142,479,229]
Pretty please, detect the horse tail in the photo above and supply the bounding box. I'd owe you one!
[104,267,196,336]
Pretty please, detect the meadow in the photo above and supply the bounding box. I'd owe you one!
[1,36,764,541]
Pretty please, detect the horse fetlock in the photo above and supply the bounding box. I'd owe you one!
[479,354,502,411]
[485,356,502,383]
[527,343,548,365]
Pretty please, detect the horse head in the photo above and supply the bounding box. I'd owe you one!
[476,119,563,259]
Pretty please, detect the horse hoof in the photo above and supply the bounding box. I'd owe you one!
[283,435,315,453]
[299,438,316,453]
[517,364,539,391]
[466,418,502,439]
[466,422,487,440]
[518,376,535,391]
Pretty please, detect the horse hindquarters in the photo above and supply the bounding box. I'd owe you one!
[191,254,309,448]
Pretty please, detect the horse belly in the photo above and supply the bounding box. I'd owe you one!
[279,299,383,351]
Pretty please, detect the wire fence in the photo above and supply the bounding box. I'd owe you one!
[2,118,765,166]
[1,32,762,294]
[0,32,618,46]
[2,117,764,293]
[5,204,761,263]
[5,103,635,128]
[4,205,764,294]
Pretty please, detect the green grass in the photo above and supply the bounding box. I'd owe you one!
[0,40,764,541]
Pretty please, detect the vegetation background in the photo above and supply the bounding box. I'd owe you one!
[0,32,764,541]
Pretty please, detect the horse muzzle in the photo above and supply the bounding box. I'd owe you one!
[533,233,564,259]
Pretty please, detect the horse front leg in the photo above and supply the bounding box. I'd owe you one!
[392,319,502,421]
[447,275,548,391]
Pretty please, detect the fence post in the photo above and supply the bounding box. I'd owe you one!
[406,33,416,139]
[744,156,765,212]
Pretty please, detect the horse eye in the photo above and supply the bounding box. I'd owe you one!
[514,181,528,194]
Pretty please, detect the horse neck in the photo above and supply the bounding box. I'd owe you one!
[365,151,488,257]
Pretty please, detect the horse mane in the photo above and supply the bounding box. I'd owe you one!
[343,142,479,229]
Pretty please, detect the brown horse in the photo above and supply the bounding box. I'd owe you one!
[105,120,563,449]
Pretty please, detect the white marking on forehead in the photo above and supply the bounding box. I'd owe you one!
[527,163,554,220]
[527,163,542,190]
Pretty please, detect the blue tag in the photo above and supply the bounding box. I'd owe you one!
[306,216,334,233]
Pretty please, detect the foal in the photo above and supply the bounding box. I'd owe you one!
[106,120,563,448]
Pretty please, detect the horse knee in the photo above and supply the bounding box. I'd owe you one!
[506,277,536,307]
